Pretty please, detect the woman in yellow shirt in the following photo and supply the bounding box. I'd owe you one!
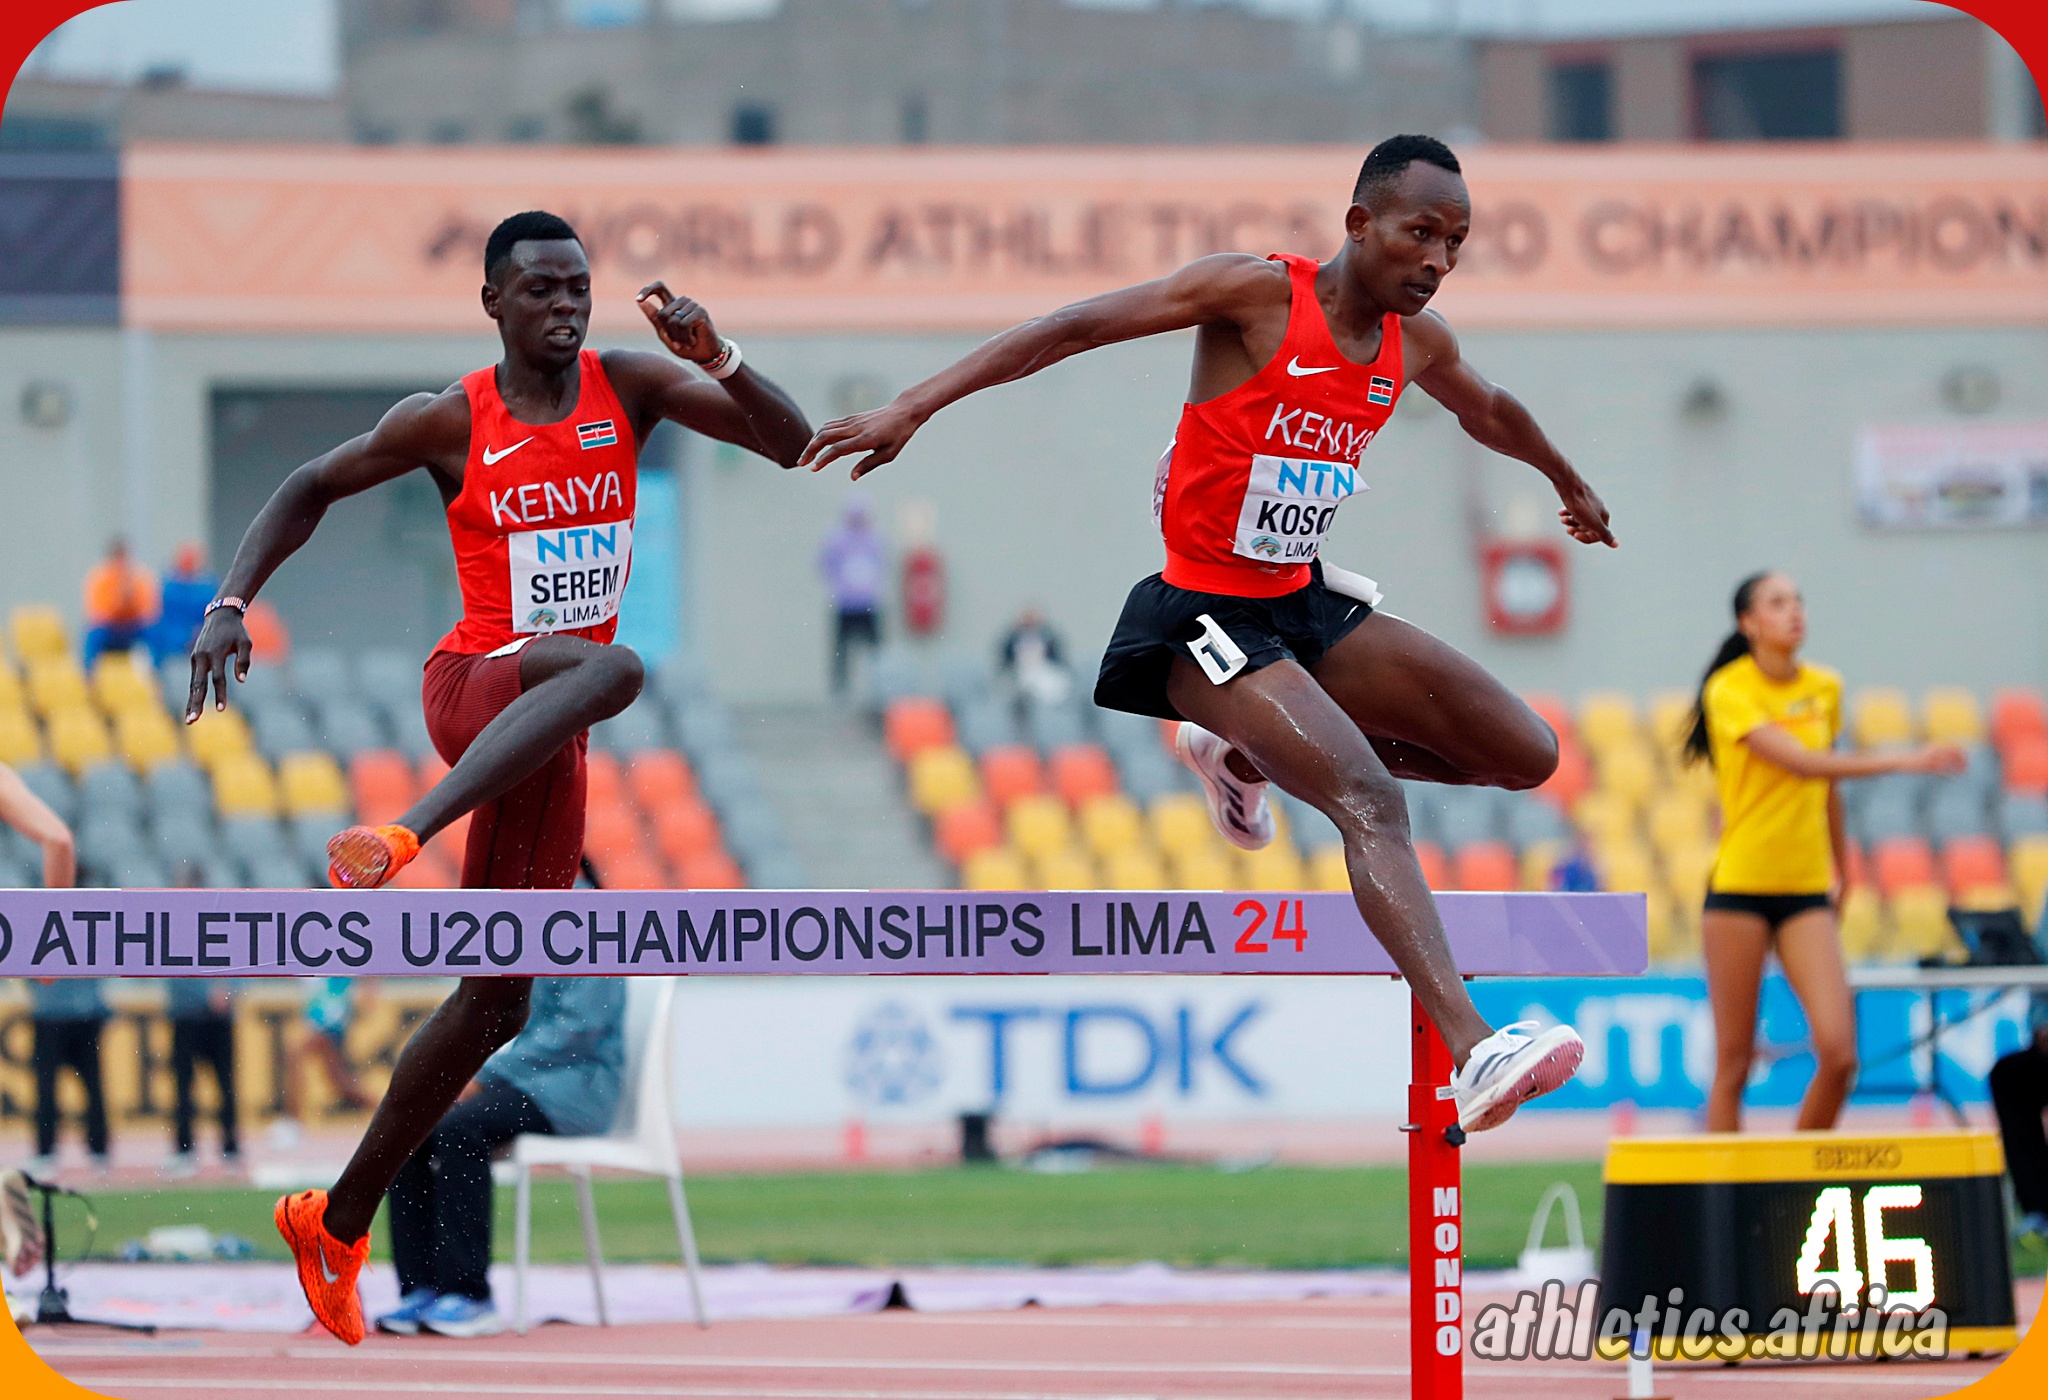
[1685,572,1962,1132]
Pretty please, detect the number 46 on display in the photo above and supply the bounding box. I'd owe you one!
[1797,1184,1936,1310]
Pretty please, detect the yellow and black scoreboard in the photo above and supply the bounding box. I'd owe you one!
[1599,1131,2018,1360]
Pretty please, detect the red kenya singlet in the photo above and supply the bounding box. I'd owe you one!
[1156,253,1404,598]
[438,349,639,655]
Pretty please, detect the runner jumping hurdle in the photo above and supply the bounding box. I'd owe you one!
[0,884,1645,1400]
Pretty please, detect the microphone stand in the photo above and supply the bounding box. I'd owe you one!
[24,1176,155,1334]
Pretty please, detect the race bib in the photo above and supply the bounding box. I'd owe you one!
[508,520,634,634]
[1232,454,1364,566]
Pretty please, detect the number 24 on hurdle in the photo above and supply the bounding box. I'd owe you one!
[1235,900,1308,953]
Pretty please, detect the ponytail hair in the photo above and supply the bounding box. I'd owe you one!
[1682,571,1772,767]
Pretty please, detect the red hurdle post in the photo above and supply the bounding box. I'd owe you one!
[1408,992,1464,1400]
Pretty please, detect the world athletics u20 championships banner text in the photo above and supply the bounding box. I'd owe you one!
[0,889,1644,980]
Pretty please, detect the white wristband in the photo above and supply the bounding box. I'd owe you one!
[702,338,743,381]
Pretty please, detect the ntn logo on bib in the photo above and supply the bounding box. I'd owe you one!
[510,520,634,634]
[1232,454,1366,565]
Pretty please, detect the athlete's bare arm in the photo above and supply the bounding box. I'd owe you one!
[621,282,812,468]
[1403,311,1615,548]
[185,389,472,720]
[798,254,1291,480]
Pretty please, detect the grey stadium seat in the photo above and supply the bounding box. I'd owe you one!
[78,761,144,819]
[17,763,78,827]
[291,648,353,700]
[2000,792,2048,839]
[316,699,393,759]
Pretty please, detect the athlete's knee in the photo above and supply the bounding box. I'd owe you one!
[1812,1035,1858,1084]
[1330,768,1410,843]
[590,645,645,712]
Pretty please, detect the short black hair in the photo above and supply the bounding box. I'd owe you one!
[484,211,582,283]
[1352,135,1463,208]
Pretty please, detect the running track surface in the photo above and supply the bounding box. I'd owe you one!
[30,1283,2040,1400]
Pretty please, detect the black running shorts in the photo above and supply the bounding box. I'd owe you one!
[1701,891,1832,932]
[1093,563,1374,722]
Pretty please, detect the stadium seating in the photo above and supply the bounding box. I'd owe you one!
[0,607,760,892]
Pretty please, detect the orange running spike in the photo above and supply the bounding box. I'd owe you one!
[275,1189,369,1345]
[326,824,421,890]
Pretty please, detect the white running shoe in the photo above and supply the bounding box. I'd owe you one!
[1175,722,1275,851]
[1450,1021,1586,1132]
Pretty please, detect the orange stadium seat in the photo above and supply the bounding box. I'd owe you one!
[390,847,457,890]
[883,697,955,762]
[1535,739,1591,810]
[2003,735,2048,795]
[679,850,744,890]
[1522,693,1574,747]
[421,812,470,872]
[935,800,1003,865]
[1451,841,1517,892]
[1872,836,1937,897]
[350,751,415,825]
[1940,836,2006,896]
[1049,744,1119,808]
[1413,840,1450,891]
[980,744,1044,806]
[627,750,695,810]
[1990,688,2048,752]
[1839,839,1868,891]
[653,798,722,864]
[584,751,625,810]
[596,852,667,890]
[417,755,450,788]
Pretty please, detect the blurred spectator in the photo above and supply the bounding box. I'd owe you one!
[28,978,109,1176]
[998,608,1072,707]
[271,977,371,1147]
[81,537,160,668]
[164,861,239,1178]
[149,542,218,662]
[819,498,885,694]
[375,976,625,1339]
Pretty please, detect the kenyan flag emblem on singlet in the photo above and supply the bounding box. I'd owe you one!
[1367,376,1396,406]
[576,419,618,449]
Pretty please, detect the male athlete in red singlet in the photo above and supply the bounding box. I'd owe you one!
[187,211,811,1343]
[803,136,1609,1134]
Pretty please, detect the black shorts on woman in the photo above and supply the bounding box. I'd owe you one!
[1094,561,1374,722]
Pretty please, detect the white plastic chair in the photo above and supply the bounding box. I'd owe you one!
[510,976,707,1332]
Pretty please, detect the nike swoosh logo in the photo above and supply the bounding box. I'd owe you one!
[481,437,534,465]
[317,1241,343,1285]
[1286,357,1341,377]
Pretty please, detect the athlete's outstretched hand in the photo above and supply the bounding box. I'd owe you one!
[1554,473,1616,548]
[799,400,926,480]
[636,282,722,364]
[186,610,253,723]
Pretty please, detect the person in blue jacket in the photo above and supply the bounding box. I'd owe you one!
[375,976,625,1339]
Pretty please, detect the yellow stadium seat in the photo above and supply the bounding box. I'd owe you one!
[1670,758,1718,804]
[1104,847,1169,892]
[1573,790,1638,847]
[1663,842,1716,913]
[8,605,69,663]
[183,707,253,771]
[907,745,978,815]
[1837,887,1884,962]
[962,846,1029,891]
[1150,792,1216,856]
[1008,794,1073,859]
[1168,846,1233,891]
[1078,793,1144,860]
[1647,691,1694,760]
[1576,692,1642,753]
[1309,844,1349,892]
[1033,845,1096,891]
[1888,885,1956,961]
[115,706,181,771]
[1920,688,1983,746]
[1852,687,1915,748]
[2012,836,2048,930]
[279,751,350,815]
[45,707,111,773]
[1594,740,1658,806]
[1518,839,1565,892]
[26,658,89,716]
[1596,839,1656,895]
[91,652,157,714]
[1237,843,1303,891]
[0,706,41,766]
[1643,894,1680,964]
[1647,791,1711,856]
[212,752,280,817]
[0,665,22,711]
